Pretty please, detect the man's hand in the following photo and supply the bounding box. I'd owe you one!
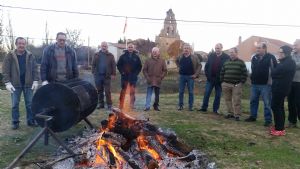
[42,81,49,86]
[31,81,39,91]
[191,74,197,79]
[5,82,16,93]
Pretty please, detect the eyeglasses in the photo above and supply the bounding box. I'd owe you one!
[57,39,66,42]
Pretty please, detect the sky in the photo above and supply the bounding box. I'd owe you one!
[1,0,300,52]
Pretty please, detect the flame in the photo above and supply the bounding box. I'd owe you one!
[122,84,132,112]
[95,133,125,167]
[156,135,165,144]
[137,135,161,160]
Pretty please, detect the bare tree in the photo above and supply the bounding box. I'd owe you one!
[5,14,14,50]
[0,14,7,62]
[66,28,82,49]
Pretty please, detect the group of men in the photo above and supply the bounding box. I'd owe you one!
[2,32,300,136]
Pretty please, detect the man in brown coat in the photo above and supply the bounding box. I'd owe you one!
[143,47,167,111]
[2,37,39,129]
[92,41,116,110]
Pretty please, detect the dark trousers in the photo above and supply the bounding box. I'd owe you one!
[288,82,300,124]
[271,92,286,131]
[95,75,112,106]
[145,86,160,108]
[119,81,136,109]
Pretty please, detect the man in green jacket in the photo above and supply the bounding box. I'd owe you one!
[2,37,39,129]
[220,47,248,121]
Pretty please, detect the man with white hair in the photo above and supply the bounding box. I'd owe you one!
[288,39,300,128]
[176,43,202,111]
[143,47,167,111]
[92,41,116,110]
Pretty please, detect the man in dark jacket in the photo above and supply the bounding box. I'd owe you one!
[270,45,296,136]
[176,43,202,111]
[92,41,116,110]
[40,32,78,85]
[198,43,229,114]
[245,42,277,127]
[2,37,39,129]
[117,43,142,110]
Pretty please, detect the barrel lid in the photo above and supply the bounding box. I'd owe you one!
[32,82,80,132]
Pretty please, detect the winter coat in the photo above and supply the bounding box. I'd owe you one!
[92,51,116,78]
[117,50,142,84]
[204,52,230,84]
[40,44,79,82]
[175,54,202,77]
[2,50,39,87]
[143,56,167,87]
[271,56,296,96]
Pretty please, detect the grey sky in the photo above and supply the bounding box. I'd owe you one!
[1,0,300,51]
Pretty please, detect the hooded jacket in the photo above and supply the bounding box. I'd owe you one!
[143,55,167,87]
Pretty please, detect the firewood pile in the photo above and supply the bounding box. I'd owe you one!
[49,108,216,169]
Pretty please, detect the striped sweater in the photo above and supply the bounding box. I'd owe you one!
[220,58,248,84]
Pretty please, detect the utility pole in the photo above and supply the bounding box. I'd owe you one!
[87,36,90,68]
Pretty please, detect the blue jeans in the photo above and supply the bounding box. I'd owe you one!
[11,87,34,124]
[178,75,194,108]
[201,81,222,112]
[250,84,272,123]
[145,86,160,108]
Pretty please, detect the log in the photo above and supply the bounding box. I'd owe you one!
[146,136,168,159]
[101,132,127,147]
[115,147,141,169]
[140,150,159,169]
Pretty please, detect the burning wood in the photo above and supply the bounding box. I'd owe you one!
[49,108,216,169]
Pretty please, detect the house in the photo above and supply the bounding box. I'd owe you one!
[234,36,292,62]
[107,43,127,61]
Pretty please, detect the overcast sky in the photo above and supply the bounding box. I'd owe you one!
[1,0,300,52]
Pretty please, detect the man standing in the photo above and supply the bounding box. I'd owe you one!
[2,37,39,129]
[92,41,116,110]
[143,47,167,111]
[220,48,248,121]
[176,43,202,111]
[117,43,142,110]
[40,32,78,85]
[288,39,300,128]
[245,42,277,127]
[199,43,230,114]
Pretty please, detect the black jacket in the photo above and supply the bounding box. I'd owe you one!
[251,53,277,85]
[117,50,142,84]
[40,44,78,82]
[271,56,296,96]
[204,52,230,84]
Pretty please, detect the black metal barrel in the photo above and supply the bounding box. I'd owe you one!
[31,79,98,132]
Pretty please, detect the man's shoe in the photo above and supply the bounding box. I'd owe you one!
[244,116,256,122]
[178,106,183,111]
[264,122,272,127]
[144,107,150,111]
[153,106,160,111]
[270,129,286,136]
[197,108,207,112]
[97,104,105,109]
[286,122,297,128]
[213,111,220,115]
[224,114,235,119]
[235,116,240,121]
[12,123,19,130]
[189,107,193,111]
[27,121,38,127]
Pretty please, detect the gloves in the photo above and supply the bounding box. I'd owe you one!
[5,82,16,93]
[42,81,49,86]
[31,81,39,90]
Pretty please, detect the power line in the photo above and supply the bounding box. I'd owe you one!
[1,4,300,28]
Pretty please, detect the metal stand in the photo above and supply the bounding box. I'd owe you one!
[6,112,75,169]
[83,117,94,129]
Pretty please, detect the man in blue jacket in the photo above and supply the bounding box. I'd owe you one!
[117,43,142,110]
[40,32,78,85]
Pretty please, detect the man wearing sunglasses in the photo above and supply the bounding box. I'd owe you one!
[40,32,78,85]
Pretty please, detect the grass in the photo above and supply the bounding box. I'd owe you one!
[0,87,300,169]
